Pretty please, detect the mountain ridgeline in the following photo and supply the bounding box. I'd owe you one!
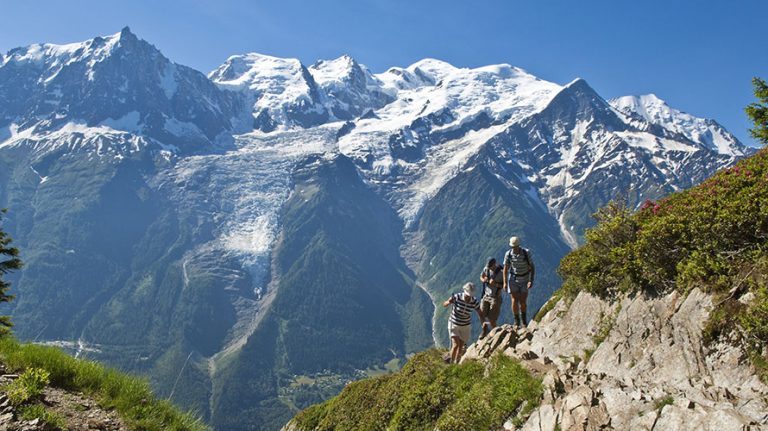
[0,28,752,430]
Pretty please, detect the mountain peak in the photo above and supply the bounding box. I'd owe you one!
[117,26,139,44]
[609,94,747,156]
[563,77,592,91]
[209,53,308,89]
[406,58,457,82]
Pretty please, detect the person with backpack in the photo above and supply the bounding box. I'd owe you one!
[479,257,503,337]
[503,236,535,328]
[443,282,484,364]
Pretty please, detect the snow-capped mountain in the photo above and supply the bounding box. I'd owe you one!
[0,30,752,431]
[0,27,241,154]
[610,94,746,157]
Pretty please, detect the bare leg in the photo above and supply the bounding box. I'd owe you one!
[518,291,529,326]
[511,293,520,326]
[519,291,528,313]
[450,336,463,363]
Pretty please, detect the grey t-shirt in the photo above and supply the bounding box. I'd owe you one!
[504,248,534,283]
[480,265,504,298]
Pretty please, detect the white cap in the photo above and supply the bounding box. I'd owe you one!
[462,282,475,295]
[509,236,521,247]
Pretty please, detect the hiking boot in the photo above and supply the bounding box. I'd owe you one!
[514,314,521,328]
[521,312,528,327]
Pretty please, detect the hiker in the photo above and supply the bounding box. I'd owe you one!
[503,236,535,328]
[479,257,503,337]
[443,282,484,364]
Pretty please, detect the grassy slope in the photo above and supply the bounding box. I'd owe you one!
[558,148,768,378]
[293,349,541,431]
[0,336,206,431]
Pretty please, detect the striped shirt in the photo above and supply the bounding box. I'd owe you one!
[449,293,479,326]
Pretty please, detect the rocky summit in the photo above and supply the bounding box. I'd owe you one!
[459,289,768,430]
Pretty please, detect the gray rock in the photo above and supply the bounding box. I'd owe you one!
[480,288,767,430]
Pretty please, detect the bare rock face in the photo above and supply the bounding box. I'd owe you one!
[462,288,768,430]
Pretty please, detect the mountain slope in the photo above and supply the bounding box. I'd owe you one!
[210,155,433,430]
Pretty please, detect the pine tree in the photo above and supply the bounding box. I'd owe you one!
[0,209,22,336]
[745,77,768,146]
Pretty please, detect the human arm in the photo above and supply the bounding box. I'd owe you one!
[476,307,486,324]
[474,300,486,324]
[528,251,536,289]
[443,296,454,308]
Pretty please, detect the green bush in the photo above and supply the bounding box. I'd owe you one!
[4,367,50,406]
[560,149,768,300]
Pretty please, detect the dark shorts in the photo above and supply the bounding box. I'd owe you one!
[481,296,502,322]
[507,274,530,294]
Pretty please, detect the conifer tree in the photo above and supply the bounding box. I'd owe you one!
[0,209,22,336]
[746,77,768,145]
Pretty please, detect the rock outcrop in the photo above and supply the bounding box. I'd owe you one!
[462,288,768,430]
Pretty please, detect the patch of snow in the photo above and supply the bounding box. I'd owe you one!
[164,117,203,138]
[160,62,178,99]
[558,213,579,249]
[29,165,48,183]
[100,111,141,133]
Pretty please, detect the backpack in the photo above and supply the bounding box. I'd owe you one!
[521,248,531,267]
[482,266,503,298]
[505,248,531,270]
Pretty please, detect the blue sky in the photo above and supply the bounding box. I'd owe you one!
[1,0,766,146]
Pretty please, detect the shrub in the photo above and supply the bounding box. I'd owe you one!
[4,367,50,406]
[560,149,768,300]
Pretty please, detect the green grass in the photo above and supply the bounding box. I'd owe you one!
[534,289,565,322]
[17,404,68,430]
[0,337,207,431]
[293,349,542,431]
[654,395,674,412]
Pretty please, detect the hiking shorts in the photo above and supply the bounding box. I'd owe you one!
[507,274,530,294]
[480,296,502,322]
[448,322,471,344]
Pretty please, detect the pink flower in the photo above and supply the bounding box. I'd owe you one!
[640,200,655,211]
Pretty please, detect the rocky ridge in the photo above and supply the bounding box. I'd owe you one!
[461,288,768,430]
